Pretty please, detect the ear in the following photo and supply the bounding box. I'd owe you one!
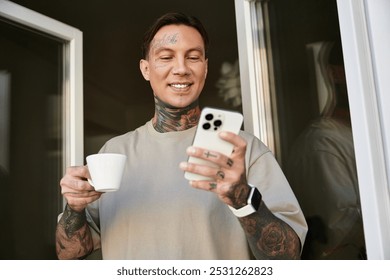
[140,59,150,81]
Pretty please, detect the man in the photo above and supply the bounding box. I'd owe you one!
[56,12,307,260]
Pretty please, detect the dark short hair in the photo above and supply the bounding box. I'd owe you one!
[141,12,209,59]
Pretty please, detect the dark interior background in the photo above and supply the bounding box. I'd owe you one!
[0,18,63,259]
[10,0,241,155]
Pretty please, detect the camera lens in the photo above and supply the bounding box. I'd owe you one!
[205,113,213,121]
[214,120,222,127]
[202,123,211,130]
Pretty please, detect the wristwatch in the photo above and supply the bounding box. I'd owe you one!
[228,184,262,218]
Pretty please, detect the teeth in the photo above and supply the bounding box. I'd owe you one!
[171,84,189,89]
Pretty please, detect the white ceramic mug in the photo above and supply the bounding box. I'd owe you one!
[86,153,127,192]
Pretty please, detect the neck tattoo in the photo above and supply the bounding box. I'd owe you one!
[152,96,200,133]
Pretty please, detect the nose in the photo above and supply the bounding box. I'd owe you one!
[172,57,190,76]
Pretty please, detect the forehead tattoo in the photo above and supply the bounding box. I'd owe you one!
[151,33,179,53]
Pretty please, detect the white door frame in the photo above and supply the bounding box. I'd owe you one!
[336,0,390,260]
[234,0,278,157]
[235,0,390,259]
[0,0,84,170]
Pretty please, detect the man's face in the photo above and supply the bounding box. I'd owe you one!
[140,24,208,108]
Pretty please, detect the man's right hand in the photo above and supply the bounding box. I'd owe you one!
[60,166,103,212]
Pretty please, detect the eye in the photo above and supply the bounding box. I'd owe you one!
[187,50,204,62]
[156,51,173,61]
[188,56,200,61]
[160,56,172,61]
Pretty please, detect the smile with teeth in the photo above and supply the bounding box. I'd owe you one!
[170,83,191,89]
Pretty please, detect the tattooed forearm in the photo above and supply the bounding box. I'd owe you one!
[56,204,93,259]
[239,201,301,260]
[61,204,87,238]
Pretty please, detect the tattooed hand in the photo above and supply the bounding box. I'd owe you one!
[56,166,102,259]
[179,131,250,208]
[179,131,301,259]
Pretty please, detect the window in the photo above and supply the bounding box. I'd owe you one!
[235,0,390,259]
[0,0,82,259]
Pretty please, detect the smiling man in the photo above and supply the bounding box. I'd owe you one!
[55,12,307,260]
[140,21,208,132]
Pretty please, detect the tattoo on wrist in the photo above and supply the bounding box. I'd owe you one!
[229,178,250,208]
[61,204,87,239]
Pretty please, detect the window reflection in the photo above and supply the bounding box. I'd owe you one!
[286,41,366,259]
[252,0,367,259]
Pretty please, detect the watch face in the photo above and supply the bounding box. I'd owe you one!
[252,187,262,210]
[228,186,262,217]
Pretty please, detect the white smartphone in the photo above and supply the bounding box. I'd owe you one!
[184,107,244,181]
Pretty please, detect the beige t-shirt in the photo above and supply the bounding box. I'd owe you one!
[86,120,307,259]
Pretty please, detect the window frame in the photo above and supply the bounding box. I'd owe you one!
[234,0,279,159]
[336,0,390,259]
[0,0,84,171]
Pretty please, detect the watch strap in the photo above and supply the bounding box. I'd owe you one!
[228,184,261,218]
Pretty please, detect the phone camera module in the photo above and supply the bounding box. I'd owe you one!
[214,120,222,127]
[205,113,214,121]
[202,123,211,130]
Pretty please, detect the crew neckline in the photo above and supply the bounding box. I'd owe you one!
[146,119,197,140]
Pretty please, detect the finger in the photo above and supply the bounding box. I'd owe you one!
[66,165,91,180]
[190,146,235,169]
[186,146,233,169]
[60,175,94,193]
[65,192,102,210]
[208,182,218,191]
[216,170,225,180]
[189,180,219,192]
[62,189,101,196]
[187,146,221,161]
[180,161,220,180]
[218,131,247,155]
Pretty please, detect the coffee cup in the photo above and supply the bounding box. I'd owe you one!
[86,153,127,192]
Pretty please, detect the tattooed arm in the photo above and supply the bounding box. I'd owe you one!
[56,166,102,259]
[180,131,303,259]
[236,185,301,259]
[56,204,93,259]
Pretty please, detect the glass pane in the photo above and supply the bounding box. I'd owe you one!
[261,0,366,259]
[0,18,63,259]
